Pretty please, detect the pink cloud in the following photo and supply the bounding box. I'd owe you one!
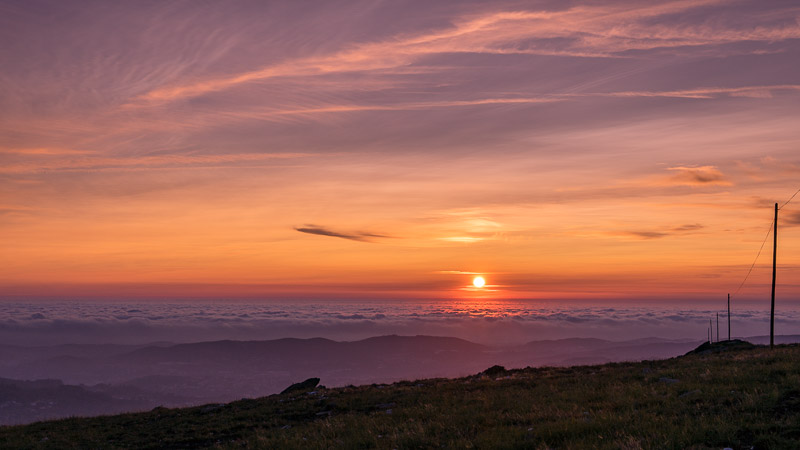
[0,152,320,174]
[130,1,800,105]
[667,166,732,186]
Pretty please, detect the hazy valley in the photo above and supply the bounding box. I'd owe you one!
[5,334,798,425]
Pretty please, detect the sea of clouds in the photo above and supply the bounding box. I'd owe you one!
[1,299,798,346]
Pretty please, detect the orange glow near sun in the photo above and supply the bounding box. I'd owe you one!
[472,276,486,288]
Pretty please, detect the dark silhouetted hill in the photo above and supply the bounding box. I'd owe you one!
[0,377,189,426]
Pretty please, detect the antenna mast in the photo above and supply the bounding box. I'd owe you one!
[770,203,777,349]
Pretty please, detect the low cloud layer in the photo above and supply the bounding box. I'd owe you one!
[2,300,796,347]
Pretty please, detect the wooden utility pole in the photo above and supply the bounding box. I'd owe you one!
[727,293,731,341]
[716,312,719,342]
[771,202,778,349]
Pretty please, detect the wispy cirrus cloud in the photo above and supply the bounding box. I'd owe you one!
[220,97,564,124]
[782,211,800,227]
[615,223,705,240]
[671,224,704,232]
[576,85,800,100]
[206,84,800,124]
[623,231,669,240]
[0,152,319,174]
[295,225,391,242]
[667,166,731,186]
[435,270,485,275]
[437,236,486,243]
[0,147,95,156]
[130,0,800,106]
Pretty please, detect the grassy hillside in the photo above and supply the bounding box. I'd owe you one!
[1,343,799,449]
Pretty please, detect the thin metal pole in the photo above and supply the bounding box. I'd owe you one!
[771,202,778,349]
[716,313,719,342]
[727,293,731,341]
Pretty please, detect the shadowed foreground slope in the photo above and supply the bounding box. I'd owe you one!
[0,334,703,425]
[1,344,799,449]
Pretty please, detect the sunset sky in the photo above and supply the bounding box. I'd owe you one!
[2,0,800,301]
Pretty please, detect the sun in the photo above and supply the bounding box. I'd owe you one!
[472,276,486,288]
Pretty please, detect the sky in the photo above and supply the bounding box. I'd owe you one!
[2,0,800,302]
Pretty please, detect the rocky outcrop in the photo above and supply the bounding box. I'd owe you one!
[280,377,320,395]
